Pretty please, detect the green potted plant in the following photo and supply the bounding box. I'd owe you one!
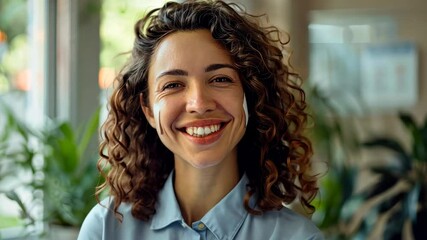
[307,86,359,239]
[0,101,39,237]
[0,102,102,238]
[40,109,101,238]
[342,113,427,239]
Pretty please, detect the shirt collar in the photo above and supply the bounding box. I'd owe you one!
[150,172,183,230]
[200,174,249,239]
[150,171,250,240]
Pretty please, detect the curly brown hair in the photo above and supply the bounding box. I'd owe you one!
[97,0,318,222]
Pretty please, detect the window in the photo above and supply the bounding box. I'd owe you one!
[0,0,47,238]
[0,0,174,238]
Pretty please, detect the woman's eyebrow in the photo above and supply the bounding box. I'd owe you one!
[156,63,236,81]
[205,63,236,72]
[156,69,188,81]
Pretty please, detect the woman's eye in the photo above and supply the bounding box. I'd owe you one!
[162,82,183,91]
[211,77,233,84]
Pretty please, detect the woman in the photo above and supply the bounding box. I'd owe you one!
[79,0,323,239]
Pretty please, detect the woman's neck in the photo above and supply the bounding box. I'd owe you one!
[173,160,239,225]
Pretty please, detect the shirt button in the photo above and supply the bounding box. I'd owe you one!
[197,223,206,230]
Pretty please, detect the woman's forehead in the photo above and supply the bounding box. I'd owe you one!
[148,30,234,79]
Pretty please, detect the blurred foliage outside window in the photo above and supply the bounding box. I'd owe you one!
[99,0,168,90]
[1,0,172,236]
[0,0,31,232]
[0,0,28,94]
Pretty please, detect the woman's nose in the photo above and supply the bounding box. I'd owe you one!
[185,85,216,114]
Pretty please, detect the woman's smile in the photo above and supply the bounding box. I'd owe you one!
[180,120,229,145]
[185,124,221,137]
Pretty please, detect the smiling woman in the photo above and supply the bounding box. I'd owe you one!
[78,1,323,239]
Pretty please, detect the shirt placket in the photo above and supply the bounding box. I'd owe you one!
[192,221,208,240]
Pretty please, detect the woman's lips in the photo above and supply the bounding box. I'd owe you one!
[179,121,228,145]
[185,124,221,137]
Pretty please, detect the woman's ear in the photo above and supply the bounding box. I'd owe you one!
[140,93,156,129]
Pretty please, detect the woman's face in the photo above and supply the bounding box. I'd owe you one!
[142,29,247,170]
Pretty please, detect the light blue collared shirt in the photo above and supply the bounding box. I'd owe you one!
[78,173,323,240]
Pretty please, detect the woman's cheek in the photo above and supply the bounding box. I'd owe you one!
[153,101,166,135]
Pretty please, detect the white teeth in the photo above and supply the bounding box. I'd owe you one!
[204,126,211,135]
[197,127,204,135]
[186,127,193,135]
[185,124,221,137]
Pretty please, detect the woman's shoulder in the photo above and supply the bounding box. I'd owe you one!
[86,197,115,215]
[81,197,130,222]
[77,197,142,240]
[269,206,315,222]
[241,206,324,240]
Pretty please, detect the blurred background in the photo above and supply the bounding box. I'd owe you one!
[0,0,426,239]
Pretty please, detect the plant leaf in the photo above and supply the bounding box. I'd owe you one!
[403,183,421,222]
[314,166,355,228]
[399,113,416,131]
[363,138,412,172]
[77,107,100,159]
[383,210,404,240]
[4,190,35,224]
[400,113,425,163]
[44,122,79,174]
[363,138,406,155]
[370,165,402,177]
[360,176,399,201]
